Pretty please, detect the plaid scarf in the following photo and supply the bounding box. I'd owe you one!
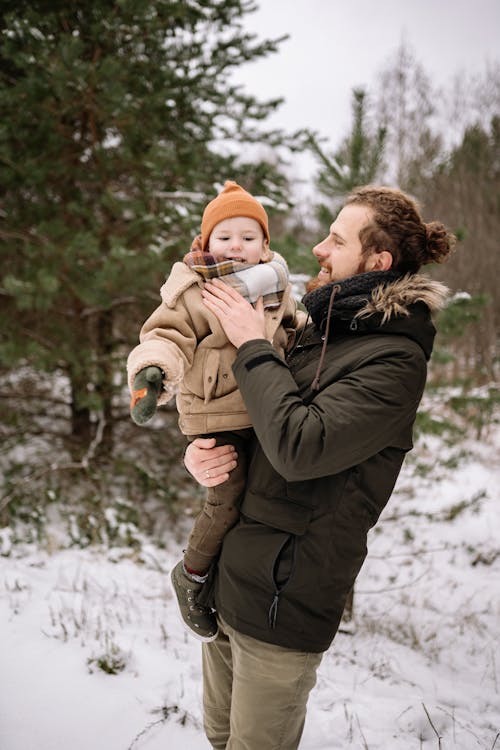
[184,251,289,309]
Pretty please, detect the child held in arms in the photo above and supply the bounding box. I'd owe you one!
[127,181,298,641]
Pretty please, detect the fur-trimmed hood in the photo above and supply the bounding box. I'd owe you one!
[356,273,449,323]
[350,274,449,362]
[302,272,450,364]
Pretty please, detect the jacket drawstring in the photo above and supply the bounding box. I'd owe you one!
[268,593,279,628]
[311,284,340,391]
[287,312,311,359]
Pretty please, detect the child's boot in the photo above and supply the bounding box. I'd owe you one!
[170,561,218,642]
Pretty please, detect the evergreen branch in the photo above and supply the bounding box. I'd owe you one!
[21,328,57,351]
[80,297,139,318]
[307,135,345,180]
[0,229,50,246]
[153,191,206,200]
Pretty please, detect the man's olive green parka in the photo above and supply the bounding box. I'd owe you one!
[212,274,448,653]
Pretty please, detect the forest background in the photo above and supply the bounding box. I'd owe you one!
[0,0,498,550]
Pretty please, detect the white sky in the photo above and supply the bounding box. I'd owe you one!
[233,0,500,191]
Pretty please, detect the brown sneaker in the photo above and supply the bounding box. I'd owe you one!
[170,561,218,642]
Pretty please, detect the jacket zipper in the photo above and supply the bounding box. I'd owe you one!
[268,534,298,629]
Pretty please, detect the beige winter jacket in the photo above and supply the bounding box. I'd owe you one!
[127,253,298,435]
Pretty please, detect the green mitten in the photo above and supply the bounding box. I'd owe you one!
[130,366,164,425]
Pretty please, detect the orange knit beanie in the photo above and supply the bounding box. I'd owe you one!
[200,181,270,251]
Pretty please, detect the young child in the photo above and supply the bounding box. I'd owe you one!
[127,181,298,641]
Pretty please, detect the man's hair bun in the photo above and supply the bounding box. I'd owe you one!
[424,222,456,265]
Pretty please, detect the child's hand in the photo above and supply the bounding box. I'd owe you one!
[130,366,163,425]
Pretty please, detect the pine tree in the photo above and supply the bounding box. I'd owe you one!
[309,88,386,232]
[0,0,297,456]
[421,116,500,382]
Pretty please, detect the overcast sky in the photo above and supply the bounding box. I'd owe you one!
[232,0,500,192]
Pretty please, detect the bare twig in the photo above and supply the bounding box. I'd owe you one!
[367,544,461,559]
[356,565,431,594]
[126,704,198,750]
[127,715,168,750]
[0,392,69,406]
[491,648,498,694]
[383,490,486,523]
[0,413,105,513]
[491,732,500,750]
[354,711,370,750]
[422,703,442,749]
[436,706,494,750]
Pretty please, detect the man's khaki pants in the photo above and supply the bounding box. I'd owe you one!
[202,616,323,749]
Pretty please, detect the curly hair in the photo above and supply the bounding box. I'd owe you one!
[345,186,456,273]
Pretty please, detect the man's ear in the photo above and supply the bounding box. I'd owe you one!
[367,250,393,271]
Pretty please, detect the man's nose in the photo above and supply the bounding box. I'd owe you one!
[313,239,327,258]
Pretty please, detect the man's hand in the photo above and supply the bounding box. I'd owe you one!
[130,366,163,425]
[184,437,238,487]
[201,279,267,348]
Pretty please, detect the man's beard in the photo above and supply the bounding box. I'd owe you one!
[306,258,369,293]
[305,275,326,293]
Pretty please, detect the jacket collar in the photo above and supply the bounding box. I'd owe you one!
[298,273,449,365]
[356,273,449,322]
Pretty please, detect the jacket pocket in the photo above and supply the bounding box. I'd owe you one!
[268,533,297,629]
[240,491,311,535]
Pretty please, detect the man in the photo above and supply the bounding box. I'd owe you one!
[185,186,455,749]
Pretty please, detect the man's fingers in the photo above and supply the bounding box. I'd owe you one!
[201,291,226,320]
[207,278,242,300]
[192,441,236,460]
[193,456,237,487]
[204,279,249,309]
[184,439,238,482]
[203,472,230,487]
[190,437,217,448]
[202,457,238,476]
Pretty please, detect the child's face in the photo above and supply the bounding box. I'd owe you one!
[208,217,268,264]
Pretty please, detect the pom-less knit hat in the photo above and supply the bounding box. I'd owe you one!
[199,180,270,251]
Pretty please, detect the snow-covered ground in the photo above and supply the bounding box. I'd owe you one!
[1,404,499,749]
